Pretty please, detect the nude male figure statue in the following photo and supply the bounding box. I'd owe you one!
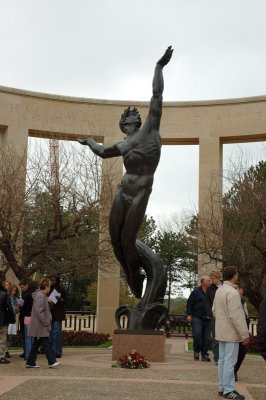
[78,47,173,304]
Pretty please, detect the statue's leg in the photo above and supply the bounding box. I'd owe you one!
[121,189,150,297]
[109,190,129,278]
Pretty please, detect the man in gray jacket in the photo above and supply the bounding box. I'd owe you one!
[212,266,250,400]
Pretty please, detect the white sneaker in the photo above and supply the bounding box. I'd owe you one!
[26,364,40,368]
[48,362,60,368]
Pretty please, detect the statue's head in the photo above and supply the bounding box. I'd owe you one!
[119,106,141,135]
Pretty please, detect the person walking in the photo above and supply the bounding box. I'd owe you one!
[206,270,222,364]
[26,278,60,369]
[212,266,250,400]
[19,278,31,359]
[21,281,39,361]
[186,275,212,361]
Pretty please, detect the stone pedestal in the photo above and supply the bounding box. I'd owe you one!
[112,329,165,362]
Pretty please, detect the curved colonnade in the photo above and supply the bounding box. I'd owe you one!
[1,85,266,333]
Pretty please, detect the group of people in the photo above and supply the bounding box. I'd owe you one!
[186,266,266,400]
[0,274,66,368]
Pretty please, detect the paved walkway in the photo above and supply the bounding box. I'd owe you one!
[0,337,265,400]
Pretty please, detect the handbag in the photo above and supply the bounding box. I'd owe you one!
[24,316,31,325]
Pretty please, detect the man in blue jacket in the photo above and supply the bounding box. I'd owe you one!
[186,275,212,361]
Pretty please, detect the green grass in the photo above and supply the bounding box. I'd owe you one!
[187,340,259,355]
[188,341,193,351]
[63,340,112,349]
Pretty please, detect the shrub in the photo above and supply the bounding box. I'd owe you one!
[63,330,110,346]
[11,331,110,347]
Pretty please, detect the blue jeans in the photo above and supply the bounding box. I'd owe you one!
[19,319,26,354]
[24,324,34,360]
[211,317,219,362]
[27,336,56,366]
[192,316,211,357]
[218,341,239,395]
[50,321,62,356]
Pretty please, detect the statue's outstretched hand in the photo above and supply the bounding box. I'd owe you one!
[77,138,89,145]
[157,46,173,67]
[77,138,96,146]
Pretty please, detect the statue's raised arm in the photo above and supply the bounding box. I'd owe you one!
[146,46,173,132]
[157,46,174,68]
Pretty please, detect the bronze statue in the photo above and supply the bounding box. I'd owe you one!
[78,47,173,329]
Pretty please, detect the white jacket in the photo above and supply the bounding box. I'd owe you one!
[212,281,249,342]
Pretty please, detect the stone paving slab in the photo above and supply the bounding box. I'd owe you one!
[246,387,266,400]
[0,338,265,400]
[0,379,232,400]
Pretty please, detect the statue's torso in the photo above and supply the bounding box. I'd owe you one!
[117,128,161,197]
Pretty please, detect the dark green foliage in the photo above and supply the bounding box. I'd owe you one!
[165,296,187,313]
[137,215,158,249]
[222,161,266,310]
[63,271,96,311]
[137,215,198,306]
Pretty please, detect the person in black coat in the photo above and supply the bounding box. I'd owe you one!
[49,275,66,358]
[0,287,15,364]
[206,270,222,364]
[257,297,266,361]
[234,286,250,380]
[19,278,31,358]
[19,280,39,361]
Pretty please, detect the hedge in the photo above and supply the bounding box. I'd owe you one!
[11,330,110,347]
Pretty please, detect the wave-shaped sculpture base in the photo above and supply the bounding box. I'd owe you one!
[115,240,168,330]
[115,303,168,330]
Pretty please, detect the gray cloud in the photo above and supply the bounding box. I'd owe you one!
[1,0,266,219]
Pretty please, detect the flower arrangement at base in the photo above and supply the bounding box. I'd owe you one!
[115,350,150,369]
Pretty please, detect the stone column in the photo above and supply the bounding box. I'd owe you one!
[198,136,223,276]
[96,136,123,335]
[0,125,28,279]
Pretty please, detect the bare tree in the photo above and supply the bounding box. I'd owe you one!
[0,146,28,278]
[0,140,120,281]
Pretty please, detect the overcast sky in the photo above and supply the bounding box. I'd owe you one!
[1,0,266,221]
